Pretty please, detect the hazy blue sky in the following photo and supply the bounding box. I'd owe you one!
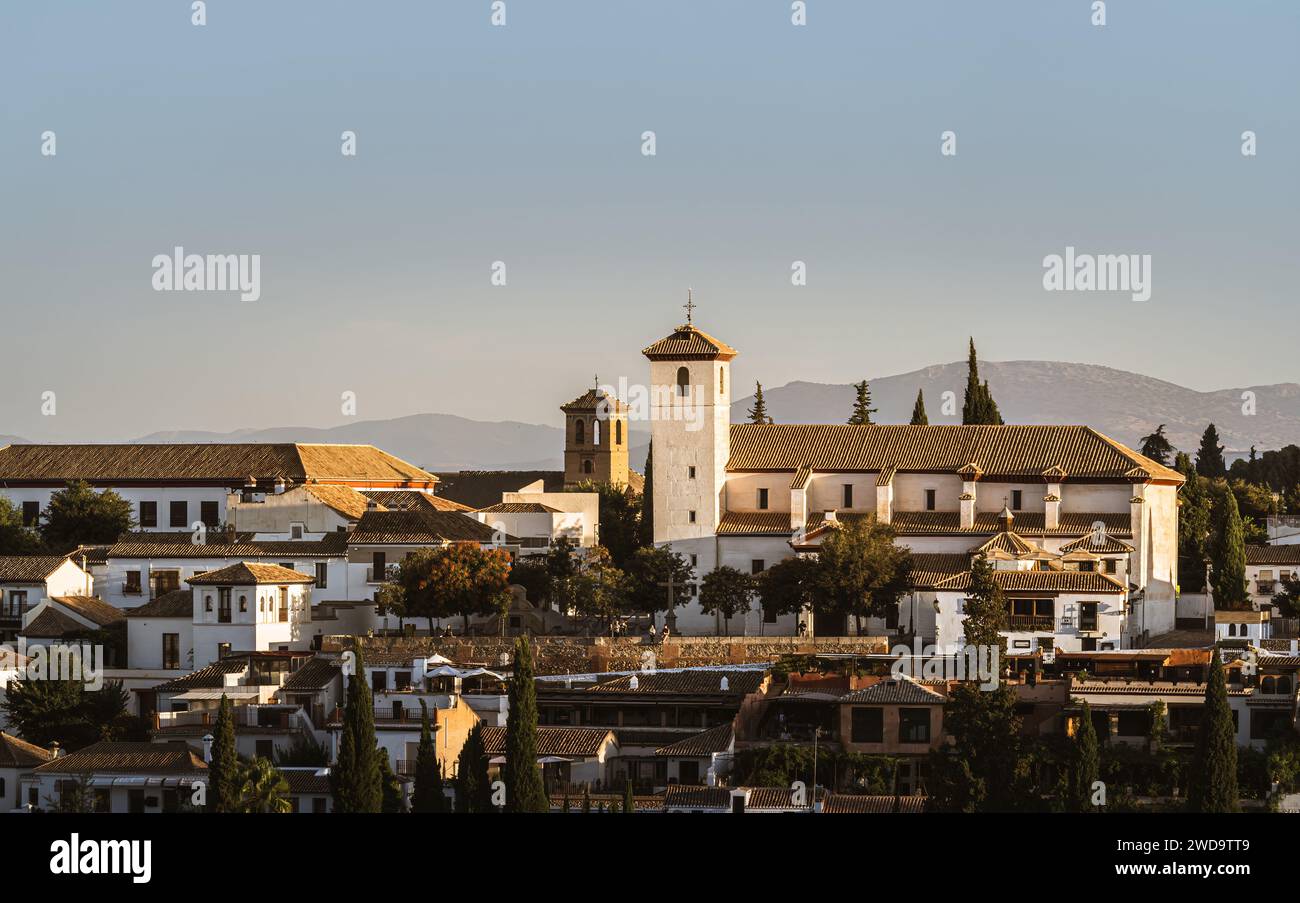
[3,1,1296,441]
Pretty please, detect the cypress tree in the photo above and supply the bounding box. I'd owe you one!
[504,637,548,812]
[1187,655,1240,812]
[622,778,635,814]
[1196,423,1227,479]
[454,723,491,812]
[378,753,404,813]
[747,382,773,424]
[1068,701,1100,811]
[847,380,877,425]
[412,699,447,812]
[332,647,382,813]
[1209,485,1248,608]
[581,786,592,814]
[962,339,1003,425]
[910,389,928,426]
[209,693,238,812]
[638,443,654,547]
[960,554,1006,652]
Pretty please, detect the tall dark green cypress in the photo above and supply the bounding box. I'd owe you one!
[961,339,1003,425]
[209,693,238,812]
[1068,701,1100,811]
[1187,655,1239,812]
[412,699,447,812]
[847,380,876,425]
[622,778,635,814]
[1196,423,1227,479]
[1210,484,1248,609]
[332,646,382,812]
[455,723,491,812]
[504,637,548,812]
[748,382,773,424]
[638,443,654,547]
[910,389,928,425]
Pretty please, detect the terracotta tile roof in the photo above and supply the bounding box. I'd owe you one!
[0,443,435,485]
[108,533,347,560]
[1070,679,1249,697]
[22,607,94,639]
[281,769,332,795]
[933,569,1125,594]
[1059,534,1135,554]
[34,741,207,775]
[641,324,738,361]
[349,509,510,545]
[71,545,111,566]
[0,556,72,584]
[661,785,815,811]
[717,511,795,535]
[585,670,766,696]
[479,726,615,758]
[654,724,734,757]
[362,490,472,513]
[50,595,125,627]
[876,465,898,486]
[152,661,248,692]
[560,389,626,414]
[124,589,194,618]
[302,483,383,520]
[0,731,54,768]
[790,465,812,490]
[431,471,565,510]
[186,562,315,586]
[477,502,561,514]
[841,677,947,705]
[975,531,1040,557]
[1245,545,1300,566]
[726,424,1183,482]
[281,657,341,691]
[823,794,928,814]
[885,510,1132,538]
[907,553,978,589]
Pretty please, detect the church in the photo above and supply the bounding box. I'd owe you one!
[639,315,1185,653]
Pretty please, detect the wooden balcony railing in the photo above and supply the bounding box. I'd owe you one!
[1007,614,1054,631]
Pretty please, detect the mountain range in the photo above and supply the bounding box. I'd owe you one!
[2,362,1296,471]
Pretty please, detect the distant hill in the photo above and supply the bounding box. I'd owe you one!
[731,361,1300,457]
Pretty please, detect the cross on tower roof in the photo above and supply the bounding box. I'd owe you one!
[683,288,695,325]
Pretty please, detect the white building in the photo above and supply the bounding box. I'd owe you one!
[31,740,206,813]
[471,492,599,554]
[0,442,438,534]
[0,556,94,643]
[1244,544,1300,611]
[0,731,53,811]
[186,563,317,668]
[20,594,125,660]
[1215,609,1272,644]
[641,319,1184,641]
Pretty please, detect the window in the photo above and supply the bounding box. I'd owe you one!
[169,500,188,528]
[139,501,157,528]
[899,708,931,744]
[312,797,327,814]
[2,590,27,618]
[592,420,601,446]
[583,459,593,474]
[757,488,769,510]
[152,570,180,597]
[279,587,289,622]
[21,501,39,527]
[128,789,146,813]
[1103,559,1117,574]
[279,562,293,571]
[615,421,622,445]
[162,634,180,669]
[676,366,690,397]
[218,588,232,623]
[843,484,853,508]
[851,707,884,743]
[372,552,386,582]
[718,367,725,395]
[1079,602,1099,631]
[925,489,936,511]
[290,523,304,540]
[315,562,328,589]
[690,554,698,568]
[204,594,213,612]
[688,466,696,479]
[573,419,585,445]
[200,500,219,528]
[688,510,697,524]
[371,671,388,691]
[1011,490,1023,511]
[751,559,765,575]
[217,642,231,660]
[238,594,248,612]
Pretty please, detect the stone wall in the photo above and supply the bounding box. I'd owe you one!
[325,634,889,676]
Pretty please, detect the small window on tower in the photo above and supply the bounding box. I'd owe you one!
[574,419,585,444]
[719,367,725,394]
[688,466,696,479]
[689,510,697,523]
[583,460,593,474]
[676,367,690,397]
[758,488,769,510]
[926,489,937,511]
[615,420,622,445]
[1012,490,1023,511]
[843,484,853,508]
[592,420,601,446]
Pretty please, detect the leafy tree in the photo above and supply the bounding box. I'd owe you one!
[1209,484,1249,609]
[1196,423,1227,479]
[1273,573,1300,619]
[909,389,928,426]
[847,380,877,425]
[961,339,1003,426]
[210,694,239,812]
[39,480,134,551]
[960,553,1006,652]
[627,544,693,617]
[454,723,492,812]
[274,734,328,766]
[508,556,552,609]
[1187,654,1240,812]
[235,758,292,813]
[747,382,773,424]
[332,648,382,813]
[1229,479,1276,545]
[813,518,913,633]
[638,443,654,546]
[570,481,643,569]
[1,678,143,751]
[1138,424,1175,465]
[379,753,405,813]
[928,682,1025,812]
[699,566,756,635]
[568,547,632,633]
[0,497,42,555]
[50,774,96,813]
[412,699,448,812]
[395,544,513,633]
[504,637,548,812]
[1067,702,1100,812]
[758,555,819,620]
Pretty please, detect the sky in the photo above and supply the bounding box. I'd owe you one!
[2,1,1297,441]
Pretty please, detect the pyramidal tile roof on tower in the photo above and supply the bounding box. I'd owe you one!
[642,324,739,360]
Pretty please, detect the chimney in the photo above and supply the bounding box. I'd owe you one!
[629,674,639,690]
[202,733,214,763]
[824,510,838,525]
[273,476,287,495]
[49,741,62,759]
[959,493,976,530]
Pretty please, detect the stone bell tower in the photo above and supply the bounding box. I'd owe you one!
[562,384,629,488]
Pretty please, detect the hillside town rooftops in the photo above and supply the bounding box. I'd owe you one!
[33,740,207,776]
[0,731,54,768]
[641,324,739,361]
[932,569,1125,594]
[124,589,194,619]
[0,556,76,584]
[479,726,615,758]
[1245,545,1300,566]
[349,509,512,545]
[107,533,348,559]
[48,595,125,627]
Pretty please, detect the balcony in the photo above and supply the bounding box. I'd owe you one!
[1257,581,1277,595]
[1006,614,1054,632]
